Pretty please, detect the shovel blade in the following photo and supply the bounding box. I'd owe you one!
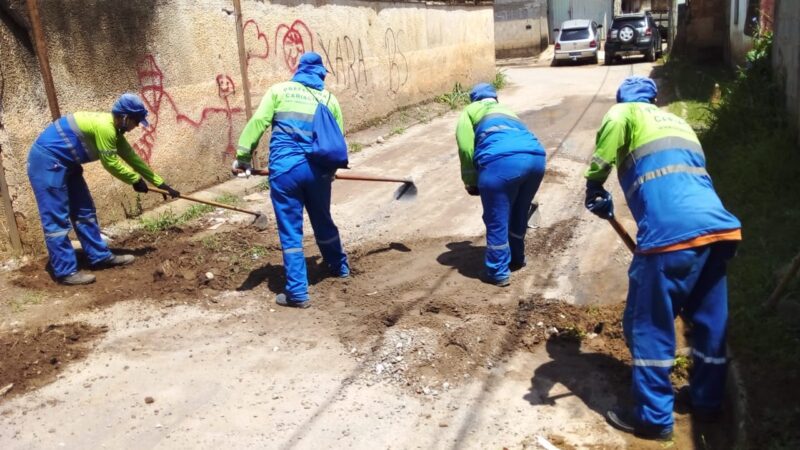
[251,213,270,231]
[527,201,540,228]
[393,182,417,201]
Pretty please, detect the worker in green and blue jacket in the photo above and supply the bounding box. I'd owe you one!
[27,93,180,285]
[234,52,349,308]
[585,76,741,440]
[456,83,547,286]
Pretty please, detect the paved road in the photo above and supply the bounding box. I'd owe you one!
[0,56,681,450]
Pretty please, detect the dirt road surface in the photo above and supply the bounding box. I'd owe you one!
[1,57,707,449]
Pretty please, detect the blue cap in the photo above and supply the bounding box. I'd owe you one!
[470,83,497,102]
[112,93,150,127]
[616,76,658,103]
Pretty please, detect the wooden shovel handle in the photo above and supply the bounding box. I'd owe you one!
[247,168,411,184]
[608,215,637,253]
[149,187,260,217]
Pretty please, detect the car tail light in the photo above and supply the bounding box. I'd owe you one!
[645,28,652,36]
[590,40,597,48]
[555,42,561,50]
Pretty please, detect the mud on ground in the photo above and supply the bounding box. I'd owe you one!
[4,216,634,402]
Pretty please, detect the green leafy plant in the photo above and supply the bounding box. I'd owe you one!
[435,82,470,109]
[492,69,508,90]
[349,142,364,154]
[214,193,240,206]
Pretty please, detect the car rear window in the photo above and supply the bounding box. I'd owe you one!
[612,18,646,29]
[560,28,590,41]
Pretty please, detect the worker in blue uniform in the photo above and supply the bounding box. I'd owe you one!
[455,83,547,286]
[234,52,348,308]
[27,93,180,285]
[585,76,742,440]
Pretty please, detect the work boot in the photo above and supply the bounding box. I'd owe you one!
[675,385,722,423]
[95,254,135,268]
[275,293,310,309]
[510,259,527,272]
[332,265,350,279]
[606,409,673,441]
[59,271,96,286]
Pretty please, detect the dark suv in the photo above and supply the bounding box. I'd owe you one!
[604,12,663,64]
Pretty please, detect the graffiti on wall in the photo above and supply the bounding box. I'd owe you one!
[317,34,368,92]
[134,56,244,162]
[384,28,408,94]
[275,20,314,72]
[243,19,270,67]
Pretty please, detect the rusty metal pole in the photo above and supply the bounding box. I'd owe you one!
[232,0,253,120]
[27,0,60,120]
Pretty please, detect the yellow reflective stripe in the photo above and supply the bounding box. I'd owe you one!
[625,165,708,198]
[621,136,704,175]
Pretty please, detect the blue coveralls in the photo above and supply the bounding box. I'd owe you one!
[237,54,348,301]
[457,92,547,282]
[27,117,112,278]
[625,241,736,427]
[601,90,742,429]
[479,154,546,281]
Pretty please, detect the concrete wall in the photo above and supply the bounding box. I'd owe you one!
[772,0,800,140]
[726,0,754,65]
[0,0,494,255]
[494,0,548,58]
[677,0,726,60]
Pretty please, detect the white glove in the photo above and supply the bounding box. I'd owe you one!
[232,159,252,172]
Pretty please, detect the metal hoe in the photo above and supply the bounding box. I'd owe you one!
[149,187,269,230]
[245,168,418,201]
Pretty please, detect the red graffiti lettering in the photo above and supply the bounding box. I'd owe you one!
[275,20,313,72]
[243,19,270,67]
[134,56,243,162]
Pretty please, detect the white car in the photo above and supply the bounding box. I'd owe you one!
[553,19,602,65]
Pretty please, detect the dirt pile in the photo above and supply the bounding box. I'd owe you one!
[13,225,283,307]
[0,323,107,400]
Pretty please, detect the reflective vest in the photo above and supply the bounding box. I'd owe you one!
[586,102,740,251]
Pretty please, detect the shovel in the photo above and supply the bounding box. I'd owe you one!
[244,168,418,201]
[608,214,637,253]
[149,187,270,230]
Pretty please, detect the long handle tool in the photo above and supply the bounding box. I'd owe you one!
[246,168,417,200]
[608,214,637,253]
[149,187,269,230]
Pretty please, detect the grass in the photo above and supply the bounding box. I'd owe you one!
[349,142,364,154]
[492,69,508,90]
[435,70,509,111]
[140,192,244,232]
[9,291,45,312]
[664,31,800,448]
[390,126,405,136]
[435,82,470,110]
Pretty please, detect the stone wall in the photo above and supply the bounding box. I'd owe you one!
[494,0,549,58]
[0,0,495,255]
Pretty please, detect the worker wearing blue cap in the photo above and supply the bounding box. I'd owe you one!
[27,93,180,285]
[455,83,547,286]
[585,76,741,440]
[234,52,349,308]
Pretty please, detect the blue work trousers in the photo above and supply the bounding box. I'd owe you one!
[477,153,546,281]
[27,145,112,278]
[625,241,736,430]
[269,160,349,300]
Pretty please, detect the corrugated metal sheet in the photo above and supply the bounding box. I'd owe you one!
[549,0,614,43]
